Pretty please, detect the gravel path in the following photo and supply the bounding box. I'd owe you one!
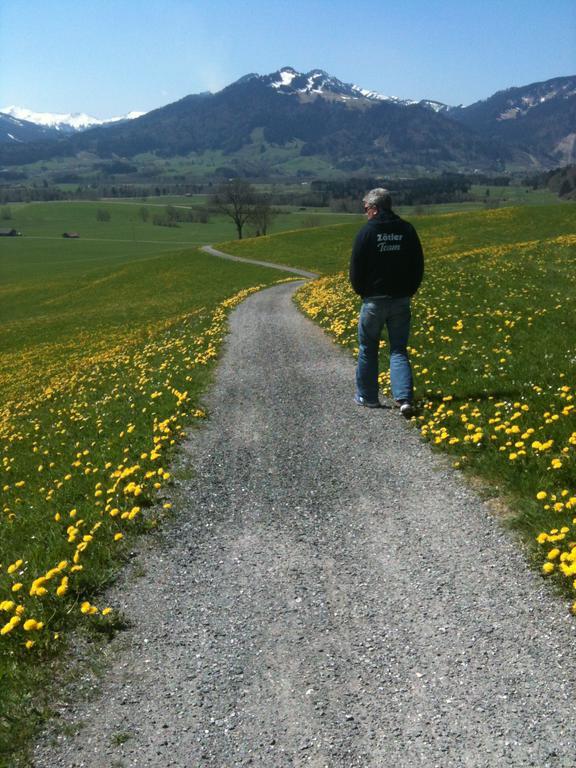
[34,281,576,768]
[200,245,319,278]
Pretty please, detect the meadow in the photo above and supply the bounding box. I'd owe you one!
[1,201,299,761]
[1,197,356,245]
[220,203,576,273]
[1,198,575,763]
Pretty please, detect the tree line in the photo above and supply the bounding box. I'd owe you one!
[0,182,209,205]
[310,173,511,208]
[0,171,516,207]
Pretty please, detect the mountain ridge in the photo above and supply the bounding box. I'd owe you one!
[452,75,576,167]
[1,68,574,173]
[0,105,146,133]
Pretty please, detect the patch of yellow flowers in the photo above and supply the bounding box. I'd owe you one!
[296,230,575,608]
[1,284,263,650]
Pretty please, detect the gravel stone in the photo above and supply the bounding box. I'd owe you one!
[33,281,576,767]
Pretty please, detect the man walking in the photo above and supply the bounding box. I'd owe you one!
[349,188,424,416]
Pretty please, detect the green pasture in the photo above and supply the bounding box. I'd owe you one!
[220,203,576,274]
[0,199,355,249]
[0,221,287,763]
[3,199,233,245]
[1,197,574,764]
[1,243,286,407]
[95,144,341,180]
[467,184,559,206]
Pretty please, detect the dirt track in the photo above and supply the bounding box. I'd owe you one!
[34,281,576,768]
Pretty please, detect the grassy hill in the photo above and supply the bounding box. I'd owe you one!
[0,221,286,762]
[2,198,356,249]
[220,203,576,274]
[1,199,575,764]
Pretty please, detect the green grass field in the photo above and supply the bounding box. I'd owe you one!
[1,198,356,250]
[220,203,576,274]
[0,213,293,763]
[1,198,575,764]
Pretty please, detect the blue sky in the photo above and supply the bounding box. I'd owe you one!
[1,0,574,117]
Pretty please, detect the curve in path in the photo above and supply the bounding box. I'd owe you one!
[34,281,576,767]
[201,244,320,279]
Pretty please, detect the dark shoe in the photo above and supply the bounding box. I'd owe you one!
[354,394,381,409]
[398,400,414,418]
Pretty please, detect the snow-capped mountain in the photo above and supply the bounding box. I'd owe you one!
[1,69,573,168]
[237,67,455,114]
[451,75,576,164]
[0,105,146,134]
[0,112,61,143]
[49,67,498,174]
[0,68,451,144]
[240,67,412,106]
[418,99,455,114]
[453,76,576,125]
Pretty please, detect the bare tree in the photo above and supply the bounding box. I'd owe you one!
[212,179,258,240]
[248,194,275,236]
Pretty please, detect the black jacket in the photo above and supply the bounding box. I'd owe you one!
[349,210,424,298]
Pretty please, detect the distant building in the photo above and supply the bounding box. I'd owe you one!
[62,232,80,238]
[0,228,21,236]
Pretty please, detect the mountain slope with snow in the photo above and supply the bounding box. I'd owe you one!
[0,105,146,134]
[56,69,503,174]
[0,112,62,144]
[452,75,576,165]
[0,69,573,169]
[455,76,576,124]
[239,66,431,108]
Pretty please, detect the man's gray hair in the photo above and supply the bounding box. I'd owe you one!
[363,187,392,211]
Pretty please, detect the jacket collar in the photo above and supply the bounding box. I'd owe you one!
[373,209,400,223]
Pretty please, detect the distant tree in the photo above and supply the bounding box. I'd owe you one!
[152,212,178,227]
[329,197,357,213]
[96,208,111,222]
[212,179,258,240]
[248,195,275,236]
[165,205,178,224]
[139,206,149,222]
[301,215,322,229]
[1,206,12,220]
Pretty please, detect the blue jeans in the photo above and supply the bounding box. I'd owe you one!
[356,296,413,403]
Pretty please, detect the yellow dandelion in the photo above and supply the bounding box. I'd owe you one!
[23,619,44,631]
